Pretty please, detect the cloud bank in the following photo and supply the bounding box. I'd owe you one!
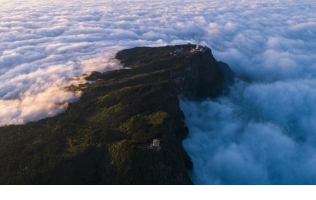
[178,0,316,184]
[181,79,316,184]
[1,0,236,125]
[1,0,316,184]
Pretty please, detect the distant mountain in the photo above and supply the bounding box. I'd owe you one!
[0,44,233,184]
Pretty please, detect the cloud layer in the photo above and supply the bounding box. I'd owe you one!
[178,0,316,184]
[181,79,316,184]
[1,0,316,184]
[2,0,315,126]
[1,0,237,125]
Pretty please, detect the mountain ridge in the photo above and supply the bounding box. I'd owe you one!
[0,44,233,184]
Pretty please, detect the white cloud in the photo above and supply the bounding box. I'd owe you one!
[181,78,316,184]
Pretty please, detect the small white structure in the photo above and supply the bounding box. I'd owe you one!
[149,139,161,149]
[152,139,160,147]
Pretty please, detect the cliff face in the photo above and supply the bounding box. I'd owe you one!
[0,44,232,184]
[170,47,223,98]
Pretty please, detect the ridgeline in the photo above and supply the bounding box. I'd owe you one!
[0,44,233,184]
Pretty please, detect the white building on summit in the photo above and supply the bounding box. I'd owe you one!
[190,44,207,54]
[169,44,207,56]
[190,44,207,53]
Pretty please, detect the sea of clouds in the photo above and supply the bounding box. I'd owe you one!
[1,0,316,184]
[0,0,226,125]
[178,0,316,184]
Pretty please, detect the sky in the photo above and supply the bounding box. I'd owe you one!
[1,0,316,184]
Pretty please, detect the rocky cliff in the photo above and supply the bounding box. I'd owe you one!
[0,44,233,184]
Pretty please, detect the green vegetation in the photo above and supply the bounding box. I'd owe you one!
[148,111,169,125]
[0,44,224,184]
